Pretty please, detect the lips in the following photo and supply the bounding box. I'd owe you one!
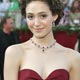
[35,28,44,32]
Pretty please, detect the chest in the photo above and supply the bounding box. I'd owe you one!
[19,50,71,80]
[20,49,71,71]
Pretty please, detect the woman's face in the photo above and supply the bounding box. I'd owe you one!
[26,1,57,38]
[73,1,79,8]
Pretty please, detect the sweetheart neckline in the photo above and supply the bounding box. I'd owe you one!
[19,69,69,80]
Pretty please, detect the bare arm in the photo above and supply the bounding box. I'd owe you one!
[70,50,80,80]
[74,40,78,51]
[4,45,22,80]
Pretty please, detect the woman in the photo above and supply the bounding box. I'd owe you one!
[4,0,80,80]
[69,0,80,26]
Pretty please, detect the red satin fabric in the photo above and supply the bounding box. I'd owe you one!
[18,69,69,80]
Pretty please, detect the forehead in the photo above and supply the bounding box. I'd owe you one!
[74,1,78,3]
[26,1,50,14]
[6,18,13,22]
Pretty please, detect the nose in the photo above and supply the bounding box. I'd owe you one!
[34,18,40,27]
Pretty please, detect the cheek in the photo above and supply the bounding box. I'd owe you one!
[43,19,53,28]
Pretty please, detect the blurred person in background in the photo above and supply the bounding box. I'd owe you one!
[59,7,70,26]
[0,0,2,2]
[69,0,80,26]
[0,16,20,80]
[70,0,80,52]
[59,0,70,26]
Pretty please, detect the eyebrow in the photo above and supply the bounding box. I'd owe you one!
[26,12,47,15]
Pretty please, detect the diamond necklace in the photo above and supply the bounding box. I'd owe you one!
[30,38,56,52]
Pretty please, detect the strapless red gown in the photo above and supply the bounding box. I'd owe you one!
[18,69,69,80]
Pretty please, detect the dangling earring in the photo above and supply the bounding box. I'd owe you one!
[52,21,55,28]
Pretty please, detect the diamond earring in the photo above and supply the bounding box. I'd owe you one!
[52,21,55,28]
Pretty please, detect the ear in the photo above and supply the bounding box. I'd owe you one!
[52,14,58,22]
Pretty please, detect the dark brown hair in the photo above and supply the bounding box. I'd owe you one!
[0,16,11,27]
[21,0,63,25]
[71,0,80,13]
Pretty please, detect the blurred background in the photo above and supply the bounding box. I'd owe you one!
[0,0,80,50]
[1,0,80,80]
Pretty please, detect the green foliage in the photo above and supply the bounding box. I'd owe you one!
[53,25,80,33]
[16,25,80,33]
[1,23,80,33]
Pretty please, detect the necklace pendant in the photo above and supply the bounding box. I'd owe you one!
[30,38,56,53]
[42,49,45,52]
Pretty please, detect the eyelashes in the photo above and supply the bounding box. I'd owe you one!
[27,15,34,20]
[40,15,47,19]
[27,14,48,20]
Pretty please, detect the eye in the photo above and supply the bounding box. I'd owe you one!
[40,14,47,19]
[27,15,34,20]
[11,22,13,24]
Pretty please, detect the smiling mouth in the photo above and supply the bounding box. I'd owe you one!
[35,28,44,32]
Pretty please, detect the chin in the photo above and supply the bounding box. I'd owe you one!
[34,34,47,39]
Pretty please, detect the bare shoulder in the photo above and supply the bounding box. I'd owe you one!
[5,44,22,58]
[56,43,80,60]
[65,46,80,80]
[4,42,30,80]
[67,48,80,62]
[5,40,30,59]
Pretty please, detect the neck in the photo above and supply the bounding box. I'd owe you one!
[32,31,55,47]
[3,28,11,34]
